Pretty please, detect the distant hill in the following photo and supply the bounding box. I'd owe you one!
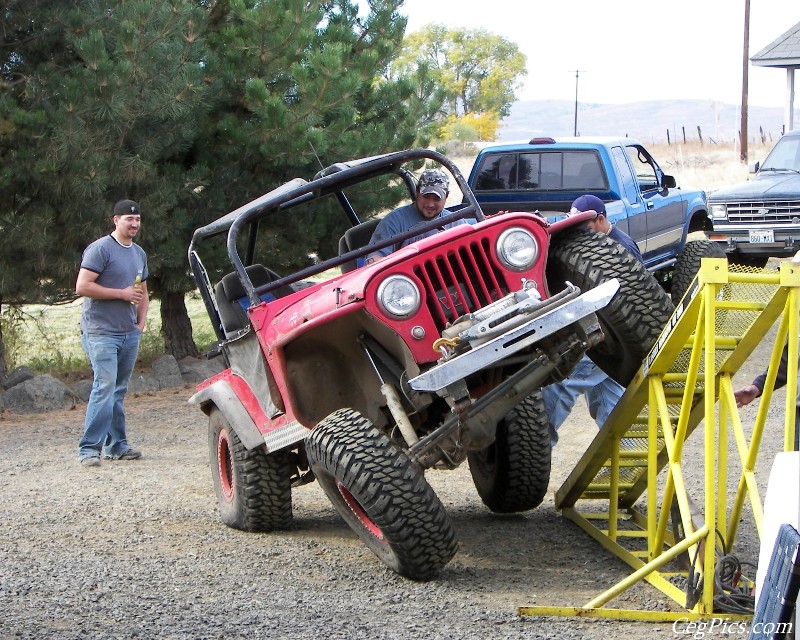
[496,99,798,145]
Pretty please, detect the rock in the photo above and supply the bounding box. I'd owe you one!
[73,379,94,402]
[0,353,227,414]
[2,366,36,390]
[178,356,225,384]
[0,374,75,413]
[149,355,184,389]
[128,373,161,394]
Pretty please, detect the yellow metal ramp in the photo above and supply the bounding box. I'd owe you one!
[519,257,800,620]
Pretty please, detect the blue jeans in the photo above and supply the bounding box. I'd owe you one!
[78,331,141,460]
[542,354,625,446]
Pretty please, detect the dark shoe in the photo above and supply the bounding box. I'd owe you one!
[109,449,142,461]
[80,456,101,468]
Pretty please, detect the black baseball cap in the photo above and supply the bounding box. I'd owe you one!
[113,199,141,216]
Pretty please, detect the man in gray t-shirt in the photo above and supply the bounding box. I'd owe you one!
[75,199,149,467]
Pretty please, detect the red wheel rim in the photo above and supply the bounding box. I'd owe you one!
[336,480,384,541]
[217,430,234,501]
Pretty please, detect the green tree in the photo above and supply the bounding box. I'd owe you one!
[0,0,431,374]
[1,0,213,375]
[395,24,526,140]
[186,0,430,273]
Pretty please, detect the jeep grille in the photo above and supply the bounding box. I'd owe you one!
[413,238,509,329]
[723,200,800,223]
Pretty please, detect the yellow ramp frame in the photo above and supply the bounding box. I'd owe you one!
[519,257,800,620]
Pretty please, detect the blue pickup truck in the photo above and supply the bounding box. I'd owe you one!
[466,136,716,301]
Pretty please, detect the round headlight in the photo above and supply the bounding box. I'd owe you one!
[496,228,538,271]
[377,275,421,319]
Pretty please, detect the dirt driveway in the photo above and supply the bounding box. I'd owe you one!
[0,315,791,639]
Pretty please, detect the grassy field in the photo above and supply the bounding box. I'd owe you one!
[4,293,216,379]
[5,140,769,378]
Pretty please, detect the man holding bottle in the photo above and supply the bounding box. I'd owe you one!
[75,199,149,467]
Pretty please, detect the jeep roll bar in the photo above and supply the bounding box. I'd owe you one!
[188,149,485,339]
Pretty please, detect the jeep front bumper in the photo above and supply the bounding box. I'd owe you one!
[408,279,619,392]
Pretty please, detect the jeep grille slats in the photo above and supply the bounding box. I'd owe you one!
[413,239,508,329]
[722,201,800,223]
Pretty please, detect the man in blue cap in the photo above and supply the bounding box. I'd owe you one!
[543,194,643,445]
[571,193,642,261]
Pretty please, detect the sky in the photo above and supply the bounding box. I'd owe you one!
[395,0,800,108]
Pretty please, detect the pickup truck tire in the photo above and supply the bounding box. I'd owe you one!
[209,408,293,532]
[467,391,551,513]
[671,240,727,305]
[306,408,458,580]
[546,226,674,385]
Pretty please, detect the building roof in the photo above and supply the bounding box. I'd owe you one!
[751,21,800,68]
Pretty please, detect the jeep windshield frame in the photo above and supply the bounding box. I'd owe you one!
[188,148,485,338]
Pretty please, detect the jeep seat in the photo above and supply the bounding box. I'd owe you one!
[338,218,381,273]
[215,264,282,337]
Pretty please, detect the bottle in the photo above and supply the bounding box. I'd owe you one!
[131,271,142,304]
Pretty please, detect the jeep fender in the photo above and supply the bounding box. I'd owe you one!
[188,378,265,451]
[547,211,596,236]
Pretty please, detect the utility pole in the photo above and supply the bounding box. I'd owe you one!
[572,70,585,136]
[740,0,750,163]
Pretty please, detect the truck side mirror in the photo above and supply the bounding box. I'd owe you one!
[661,174,677,189]
[748,161,760,174]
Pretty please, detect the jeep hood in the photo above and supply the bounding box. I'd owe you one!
[708,171,800,201]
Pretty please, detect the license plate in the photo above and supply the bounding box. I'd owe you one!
[749,229,774,243]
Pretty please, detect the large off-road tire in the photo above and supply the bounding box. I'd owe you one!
[546,225,674,386]
[305,408,458,580]
[208,408,293,532]
[671,239,727,305]
[467,391,551,513]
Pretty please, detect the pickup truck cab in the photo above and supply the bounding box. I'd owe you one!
[708,128,800,267]
[467,137,712,290]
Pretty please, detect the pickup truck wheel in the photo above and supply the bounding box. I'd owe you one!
[467,391,551,513]
[306,408,458,580]
[671,239,727,305]
[209,408,293,532]
[547,225,674,386]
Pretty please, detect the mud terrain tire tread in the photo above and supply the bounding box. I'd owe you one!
[671,239,727,305]
[467,391,551,513]
[547,225,674,385]
[305,408,458,580]
[209,408,293,532]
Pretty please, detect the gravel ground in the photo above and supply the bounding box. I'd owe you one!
[0,318,790,640]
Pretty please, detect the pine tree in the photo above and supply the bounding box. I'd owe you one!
[1,0,211,368]
[1,0,427,370]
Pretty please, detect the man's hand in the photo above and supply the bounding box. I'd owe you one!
[120,285,145,305]
[734,384,760,408]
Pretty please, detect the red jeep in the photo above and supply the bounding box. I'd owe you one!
[188,149,672,579]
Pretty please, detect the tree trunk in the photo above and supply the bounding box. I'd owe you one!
[0,302,7,387]
[160,291,199,360]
